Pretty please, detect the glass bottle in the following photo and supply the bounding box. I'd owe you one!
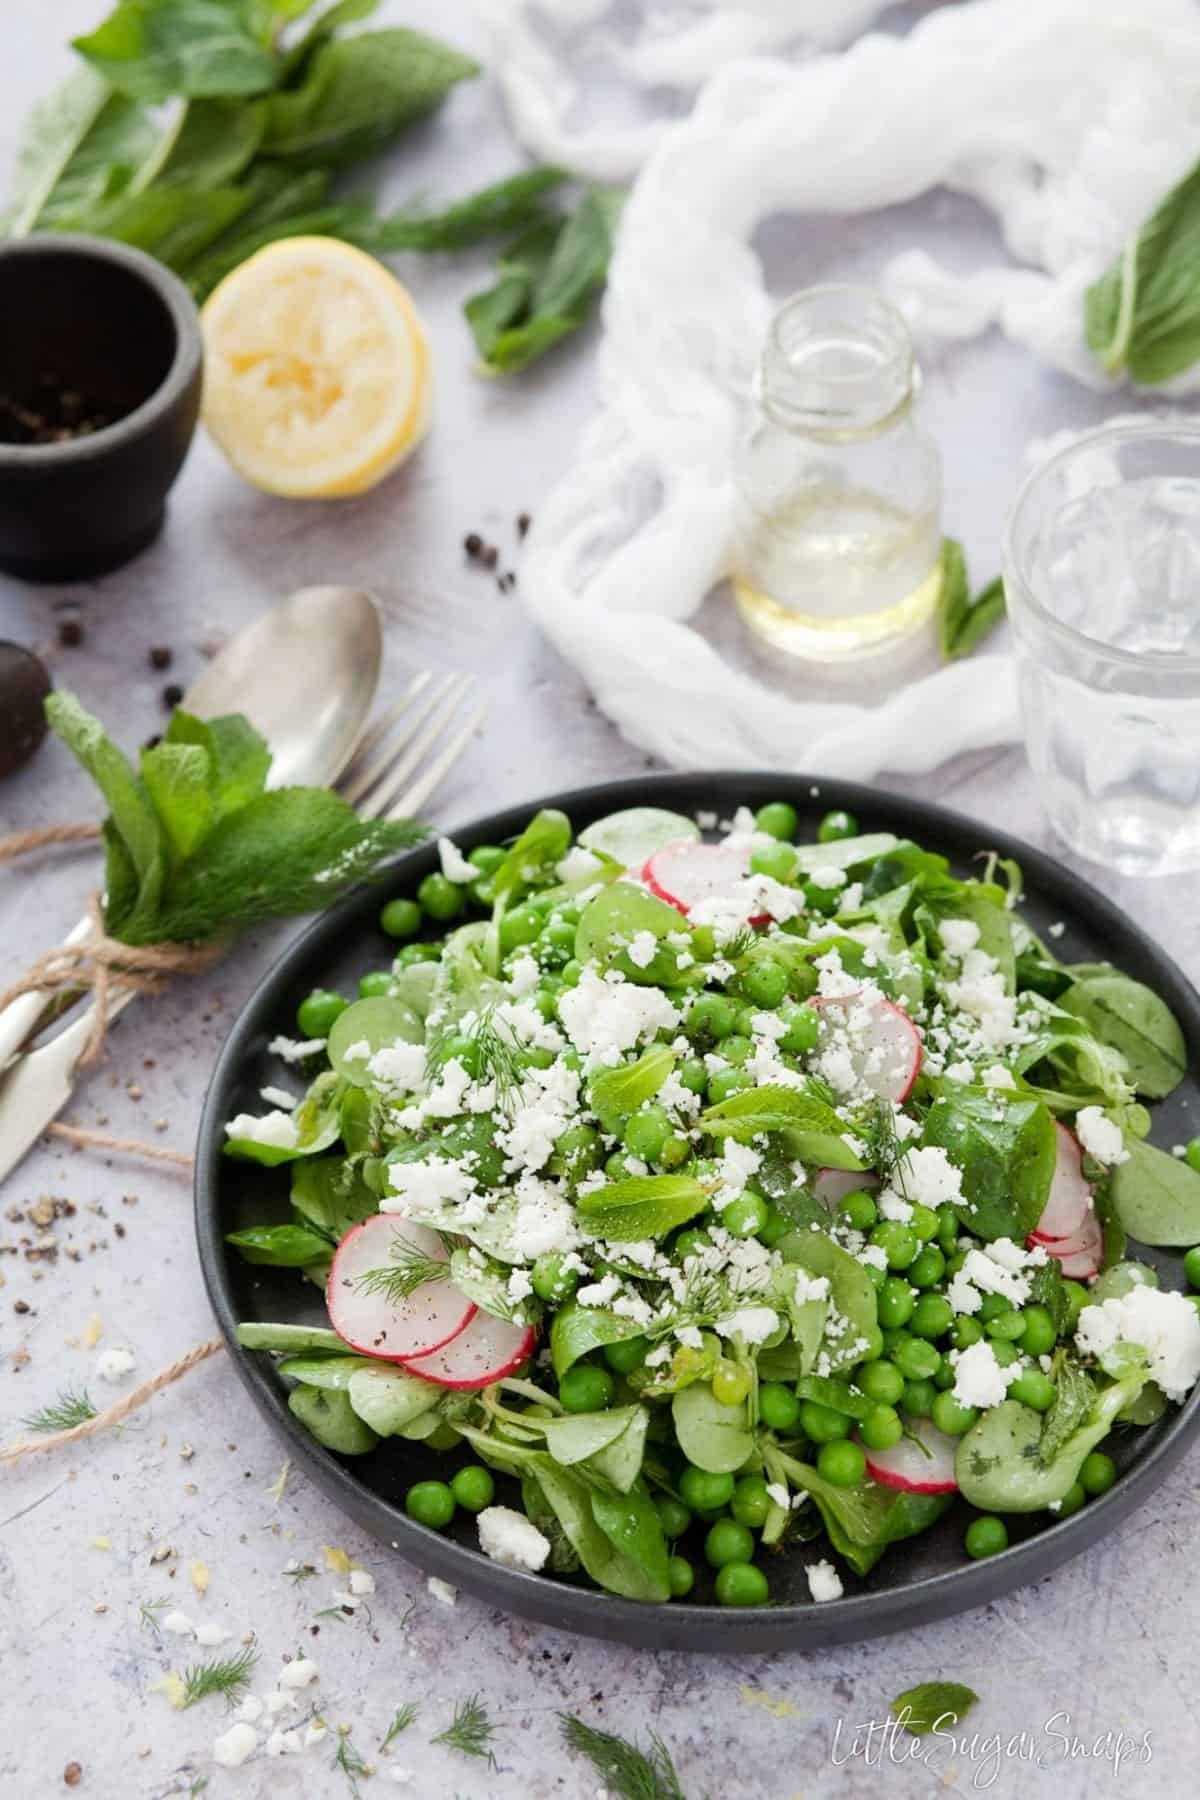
[732,284,943,663]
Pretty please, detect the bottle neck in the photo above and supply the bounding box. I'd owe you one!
[758,286,916,442]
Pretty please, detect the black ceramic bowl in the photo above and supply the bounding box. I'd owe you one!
[196,774,1200,1651]
[0,234,203,581]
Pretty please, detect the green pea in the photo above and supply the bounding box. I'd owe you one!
[881,1328,912,1361]
[531,1252,579,1304]
[656,1496,692,1539]
[679,1467,735,1512]
[707,1067,754,1103]
[470,875,496,907]
[759,1382,801,1432]
[951,1315,984,1350]
[740,958,789,1008]
[1056,1482,1086,1518]
[1186,1139,1200,1174]
[817,1438,866,1487]
[674,1228,712,1263]
[931,1391,977,1436]
[689,925,718,960]
[722,1188,770,1240]
[860,1404,903,1450]
[895,1337,941,1380]
[296,988,347,1038]
[749,842,799,885]
[977,1293,1008,1323]
[718,1034,752,1067]
[936,1203,960,1248]
[405,1481,455,1529]
[705,1518,755,1568]
[558,1364,614,1413]
[603,1335,648,1375]
[712,1360,752,1407]
[840,1189,879,1232]
[394,941,439,966]
[1184,1245,1200,1291]
[417,871,464,921]
[986,1307,1027,1342]
[1063,1281,1089,1326]
[659,1133,690,1170]
[542,918,577,957]
[817,809,858,843]
[731,1475,772,1529]
[964,1515,1008,1559]
[379,897,423,939]
[907,1246,946,1290]
[870,1221,919,1270]
[686,993,736,1045]
[798,1400,850,1443]
[908,1203,939,1243]
[1018,1304,1057,1357]
[450,1465,495,1513]
[435,1033,480,1076]
[1009,1368,1055,1412]
[758,1208,790,1247]
[901,1379,936,1417]
[715,1562,769,1607]
[777,1001,820,1054]
[1080,1451,1117,1496]
[668,1554,695,1598]
[605,1151,640,1181]
[933,1364,956,1391]
[358,969,394,999]
[858,1360,904,1406]
[559,958,583,989]
[755,801,798,841]
[678,1057,709,1096]
[623,1104,673,1162]
[803,880,841,917]
[990,1339,1020,1368]
[910,1294,954,1340]
[467,844,505,875]
[499,904,540,951]
[878,1277,916,1330]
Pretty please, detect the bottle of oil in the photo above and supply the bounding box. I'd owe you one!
[732,285,943,663]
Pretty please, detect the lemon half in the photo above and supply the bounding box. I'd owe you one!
[200,236,431,498]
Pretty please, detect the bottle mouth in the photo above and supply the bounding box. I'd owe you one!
[759,285,915,436]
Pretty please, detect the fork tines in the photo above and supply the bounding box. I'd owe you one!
[342,671,484,821]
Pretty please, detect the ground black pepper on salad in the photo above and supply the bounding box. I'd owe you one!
[228,802,1200,1607]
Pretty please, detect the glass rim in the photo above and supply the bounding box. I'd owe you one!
[762,284,914,436]
[1004,416,1200,674]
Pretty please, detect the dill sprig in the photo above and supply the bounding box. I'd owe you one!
[138,1597,169,1631]
[284,1561,317,1583]
[333,1730,371,1795]
[21,1385,97,1433]
[355,1230,450,1304]
[723,926,757,962]
[380,1702,419,1751]
[560,1713,687,1800]
[432,1694,498,1766]
[179,1646,257,1710]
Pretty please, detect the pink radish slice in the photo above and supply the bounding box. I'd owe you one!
[641,841,767,923]
[1038,1207,1103,1279]
[813,1168,880,1211]
[327,1215,474,1362]
[862,1418,958,1494]
[402,1310,536,1389]
[1030,1124,1093,1242]
[811,993,922,1103]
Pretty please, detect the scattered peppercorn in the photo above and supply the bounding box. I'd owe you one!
[63,1763,82,1787]
[161,683,183,709]
[148,646,172,671]
[14,1299,30,1314]
[497,571,516,592]
[57,617,84,649]
[517,512,531,538]
[463,532,483,558]
[480,544,498,570]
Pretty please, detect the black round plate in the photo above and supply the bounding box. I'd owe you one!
[195,773,1200,1651]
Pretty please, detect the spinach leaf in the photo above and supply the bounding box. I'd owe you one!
[290,1154,375,1239]
[260,28,477,168]
[891,1683,978,1737]
[468,188,624,375]
[671,1382,754,1474]
[784,1460,951,1576]
[700,1084,865,1171]
[225,1222,332,1264]
[574,881,689,986]
[544,1406,649,1493]
[550,1302,646,1378]
[5,67,157,234]
[588,1045,674,1134]
[44,691,164,939]
[534,1461,670,1602]
[521,1472,579,1574]
[777,1231,882,1369]
[276,1353,366,1389]
[289,1381,378,1453]
[236,1320,345,1354]
[955,1371,1143,1511]
[74,0,279,103]
[1059,970,1186,1098]
[1013,1008,1133,1113]
[576,1174,710,1242]
[1085,155,1200,383]
[922,1088,1055,1241]
[936,538,1006,662]
[346,1363,439,1436]
[1110,1136,1200,1246]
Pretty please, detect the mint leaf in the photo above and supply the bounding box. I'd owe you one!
[88,181,253,269]
[356,167,565,254]
[470,188,624,375]
[146,96,267,189]
[276,0,381,82]
[45,691,165,938]
[936,539,1006,661]
[74,0,279,104]
[260,27,478,169]
[890,1682,978,1737]
[465,219,561,365]
[165,710,270,818]
[1085,156,1200,383]
[139,741,214,861]
[5,66,159,235]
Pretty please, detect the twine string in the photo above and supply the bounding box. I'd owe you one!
[1,1338,225,1465]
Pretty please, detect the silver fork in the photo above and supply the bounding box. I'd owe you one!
[0,674,484,1184]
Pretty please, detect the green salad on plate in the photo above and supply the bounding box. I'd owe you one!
[228,800,1200,1607]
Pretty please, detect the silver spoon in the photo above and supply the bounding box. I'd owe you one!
[0,584,382,1066]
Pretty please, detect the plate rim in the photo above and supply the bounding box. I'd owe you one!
[194,770,1200,1651]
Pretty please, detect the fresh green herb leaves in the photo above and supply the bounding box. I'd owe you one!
[46,691,424,946]
[1110,1136,1200,1246]
[575,1173,711,1242]
[73,1,278,104]
[21,1385,98,1433]
[922,1088,1056,1241]
[179,1644,258,1709]
[353,1242,449,1304]
[560,1713,687,1800]
[1085,156,1200,383]
[937,539,1006,661]
[468,187,625,374]
[890,1682,978,1737]
[1059,968,1186,1099]
[431,1695,498,1766]
[700,1082,865,1170]
[379,1702,419,1751]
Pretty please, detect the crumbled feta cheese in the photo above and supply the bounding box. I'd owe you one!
[805,1559,844,1603]
[259,1084,298,1111]
[939,919,981,957]
[981,1064,1016,1089]
[1074,1107,1129,1167]
[339,1038,371,1064]
[305,1723,329,1749]
[1047,921,1066,940]
[507,951,540,996]
[234,1697,264,1725]
[807,866,846,891]
[577,1272,622,1309]
[714,1307,778,1344]
[95,1347,135,1384]
[1075,1286,1200,1401]
[477,1505,551,1572]
[278,1657,319,1689]
[267,1035,326,1062]
[266,1729,303,1757]
[213,1723,258,1767]
[224,1109,299,1150]
[945,948,1021,1050]
[382,1158,479,1218]
[194,1623,230,1647]
[627,930,658,969]
[712,1139,761,1211]
[368,1042,427,1091]
[348,1568,375,1597]
[675,1326,703,1349]
[765,1483,791,1511]
[438,836,476,883]
[951,1339,1019,1408]
[557,846,604,883]
[162,1610,194,1637]
[877,1190,914,1223]
[895,1145,964,1210]
[509,1175,581,1257]
[943,1061,974,1085]
[558,969,680,1067]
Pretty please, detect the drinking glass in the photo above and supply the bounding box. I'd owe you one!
[1004,421,1200,876]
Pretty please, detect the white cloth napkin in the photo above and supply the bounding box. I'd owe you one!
[498,0,1200,775]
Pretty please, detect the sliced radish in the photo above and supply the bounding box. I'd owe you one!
[1030,1124,1093,1242]
[812,993,922,1103]
[402,1310,536,1390]
[862,1418,958,1494]
[327,1215,475,1362]
[1037,1207,1104,1279]
[813,1168,880,1211]
[642,841,767,923]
